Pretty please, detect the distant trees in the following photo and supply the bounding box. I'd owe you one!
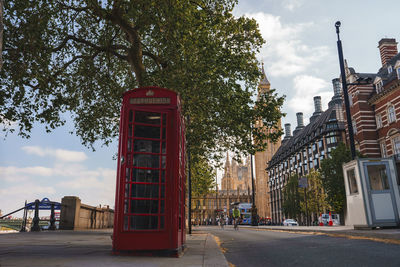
[299,169,329,223]
[320,143,352,223]
[282,174,301,220]
[0,0,3,70]
[191,156,216,197]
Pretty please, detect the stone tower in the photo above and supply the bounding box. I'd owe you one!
[254,64,282,219]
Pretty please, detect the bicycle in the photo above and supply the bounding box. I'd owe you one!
[233,217,239,230]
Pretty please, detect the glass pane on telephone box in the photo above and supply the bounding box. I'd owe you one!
[123,110,166,231]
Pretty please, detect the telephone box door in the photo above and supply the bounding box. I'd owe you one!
[114,107,173,251]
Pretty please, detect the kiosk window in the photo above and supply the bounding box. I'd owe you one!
[367,164,390,190]
[347,168,358,194]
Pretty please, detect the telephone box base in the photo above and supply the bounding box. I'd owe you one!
[112,245,186,258]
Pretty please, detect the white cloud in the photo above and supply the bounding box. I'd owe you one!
[0,166,53,182]
[0,162,116,215]
[21,146,88,162]
[282,0,303,11]
[245,12,330,77]
[288,75,332,118]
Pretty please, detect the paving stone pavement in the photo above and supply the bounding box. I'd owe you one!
[0,229,229,267]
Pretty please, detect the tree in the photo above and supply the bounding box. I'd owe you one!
[320,142,352,223]
[282,174,301,220]
[191,156,216,197]
[1,1,284,161]
[299,169,329,224]
[0,0,3,70]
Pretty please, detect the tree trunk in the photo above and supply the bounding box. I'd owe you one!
[0,0,4,71]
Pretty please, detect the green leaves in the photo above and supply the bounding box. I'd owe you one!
[320,143,352,214]
[282,174,301,220]
[1,0,284,160]
[191,155,216,197]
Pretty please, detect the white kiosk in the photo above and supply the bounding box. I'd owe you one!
[343,158,400,228]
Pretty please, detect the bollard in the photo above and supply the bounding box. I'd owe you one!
[49,203,56,230]
[31,199,41,231]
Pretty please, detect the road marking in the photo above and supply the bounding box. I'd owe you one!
[247,228,400,245]
[211,234,235,266]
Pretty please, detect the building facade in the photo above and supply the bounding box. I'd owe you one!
[190,188,251,225]
[345,38,400,165]
[267,80,346,224]
[254,67,281,219]
[191,153,252,225]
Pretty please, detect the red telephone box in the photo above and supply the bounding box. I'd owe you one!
[113,87,186,255]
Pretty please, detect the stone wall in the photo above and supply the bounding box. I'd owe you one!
[59,196,114,230]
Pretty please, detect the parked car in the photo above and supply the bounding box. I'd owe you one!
[283,219,298,226]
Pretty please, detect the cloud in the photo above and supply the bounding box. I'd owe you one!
[282,0,303,11]
[245,12,330,77]
[21,146,88,162]
[288,75,332,117]
[0,166,53,182]
[0,162,116,215]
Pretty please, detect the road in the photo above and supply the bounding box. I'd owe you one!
[201,225,400,267]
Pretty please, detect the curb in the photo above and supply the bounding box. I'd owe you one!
[204,233,229,267]
[246,227,400,245]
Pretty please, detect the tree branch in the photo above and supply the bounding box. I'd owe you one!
[56,1,90,13]
[53,35,128,61]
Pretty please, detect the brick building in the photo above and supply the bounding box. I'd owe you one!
[345,38,400,163]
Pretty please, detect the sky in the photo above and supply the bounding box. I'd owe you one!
[1,0,400,217]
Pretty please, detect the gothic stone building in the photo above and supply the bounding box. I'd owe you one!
[190,154,252,225]
[254,67,281,219]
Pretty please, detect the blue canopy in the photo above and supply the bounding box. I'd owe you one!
[26,198,61,210]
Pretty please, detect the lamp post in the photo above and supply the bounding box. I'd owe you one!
[250,152,258,226]
[335,21,356,159]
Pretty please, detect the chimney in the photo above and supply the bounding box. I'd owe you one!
[313,96,322,113]
[310,96,323,123]
[329,78,343,108]
[296,112,304,128]
[378,38,398,66]
[332,78,341,97]
[284,123,292,138]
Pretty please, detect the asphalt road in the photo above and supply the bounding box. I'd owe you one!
[202,225,400,267]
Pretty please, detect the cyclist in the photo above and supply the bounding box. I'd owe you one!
[219,213,225,229]
[232,206,241,230]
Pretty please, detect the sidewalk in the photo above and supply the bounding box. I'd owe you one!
[0,229,229,267]
[240,225,400,244]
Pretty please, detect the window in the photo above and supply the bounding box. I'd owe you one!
[397,68,400,79]
[380,141,387,158]
[388,65,393,74]
[352,120,357,134]
[388,105,396,123]
[367,164,390,191]
[392,136,400,156]
[347,168,358,194]
[376,114,383,129]
[348,93,353,106]
[375,79,383,93]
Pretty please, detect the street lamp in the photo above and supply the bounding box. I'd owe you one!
[335,21,356,159]
[250,152,258,226]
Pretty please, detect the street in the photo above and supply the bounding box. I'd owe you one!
[200,225,400,267]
